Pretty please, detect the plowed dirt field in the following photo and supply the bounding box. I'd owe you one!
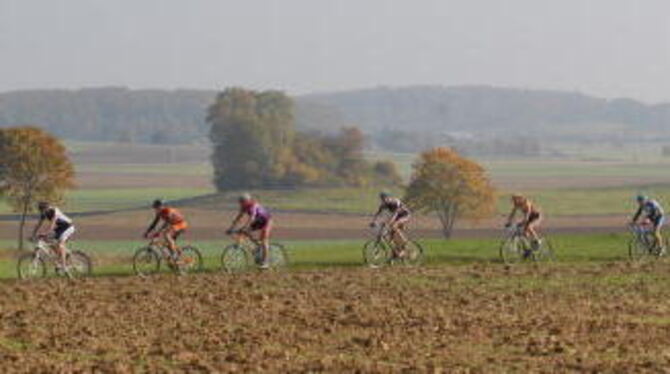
[1,263,670,372]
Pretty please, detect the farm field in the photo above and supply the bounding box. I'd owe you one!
[1,257,670,371]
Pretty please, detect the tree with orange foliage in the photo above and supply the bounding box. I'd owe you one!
[405,147,496,238]
[0,127,75,249]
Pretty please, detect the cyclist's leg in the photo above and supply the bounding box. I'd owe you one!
[163,228,177,255]
[653,216,665,251]
[526,213,542,243]
[55,225,75,266]
[259,220,272,266]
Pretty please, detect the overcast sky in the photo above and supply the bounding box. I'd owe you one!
[1,0,669,102]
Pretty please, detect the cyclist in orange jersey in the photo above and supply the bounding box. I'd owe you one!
[144,199,188,258]
[506,194,543,249]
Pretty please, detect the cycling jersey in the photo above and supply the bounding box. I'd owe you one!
[158,207,186,225]
[241,201,272,231]
[41,207,75,241]
[381,198,410,217]
[641,200,664,220]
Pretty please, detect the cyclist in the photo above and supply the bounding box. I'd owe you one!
[506,194,543,249]
[143,199,188,260]
[31,201,75,268]
[630,195,665,254]
[226,193,273,269]
[370,191,411,257]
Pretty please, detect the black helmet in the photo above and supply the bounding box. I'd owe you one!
[37,201,49,211]
[152,199,164,208]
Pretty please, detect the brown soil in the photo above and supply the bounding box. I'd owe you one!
[0,264,669,372]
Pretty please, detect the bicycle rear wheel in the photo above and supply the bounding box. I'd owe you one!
[221,244,250,273]
[17,253,47,279]
[629,237,655,262]
[402,240,425,266]
[363,240,390,268]
[500,237,527,264]
[133,247,161,276]
[268,243,289,270]
[532,239,556,262]
[178,246,203,274]
[67,251,93,278]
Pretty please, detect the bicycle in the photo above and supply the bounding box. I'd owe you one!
[499,224,555,264]
[628,224,667,261]
[363,223,424,268]
[132,234,203,276]
[221,230,289,273]
[17,236,92,279]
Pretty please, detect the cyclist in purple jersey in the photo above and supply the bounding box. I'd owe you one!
[226,193,273,268]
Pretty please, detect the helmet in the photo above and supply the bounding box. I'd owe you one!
[238,193,252,203]
[636,195,648,202]
[37,201,49,211]
[152,199,164,208]
[379,191,391,199]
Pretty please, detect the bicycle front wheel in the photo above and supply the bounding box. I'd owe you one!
[67,251,93,278]
[133,247,161,276]
[363,240,390,268]
[500,237,527,264]
[179,246,203,273]
[17,253,47,280]
[221,244,250,273]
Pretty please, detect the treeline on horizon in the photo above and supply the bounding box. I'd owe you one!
[1,85,669,152]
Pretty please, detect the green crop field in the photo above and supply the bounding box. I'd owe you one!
[0,232,636,279]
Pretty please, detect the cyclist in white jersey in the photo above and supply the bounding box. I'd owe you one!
[31,201,75,266]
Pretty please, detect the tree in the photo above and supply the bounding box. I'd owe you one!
[404,147,496,239]
[207,88,294,190]
[0,127,75,249]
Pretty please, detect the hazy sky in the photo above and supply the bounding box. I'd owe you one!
[1,0,669,102]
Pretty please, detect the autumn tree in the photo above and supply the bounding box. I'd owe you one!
[404,147,496,238]
[0,127,75,249]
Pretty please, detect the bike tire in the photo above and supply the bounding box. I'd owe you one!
[67,251,93,278]
[499,237,526,264]
[402,240,425,266]
[179,246,203,274]
[221,244,251,273]
[268,243,289,270]
[533,239,556,262]
[363,239,390,268]
[133,247,161,276]
[629,238,652,262]
[17,253,47,280]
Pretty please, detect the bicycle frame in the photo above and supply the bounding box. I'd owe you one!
[32,237,70,262]
[629,224,656,247]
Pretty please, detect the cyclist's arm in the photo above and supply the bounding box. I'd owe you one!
[144,215,160,237]
[506,207,518,225]
[371,205,385,224]
[31,216,45,239]
[227,211,245,231]
[631,207,643,224]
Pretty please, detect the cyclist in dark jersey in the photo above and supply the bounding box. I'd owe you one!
[226,193,273,269]
[631,195,665,254]
[370,192,411,257]
[31,201,75,267]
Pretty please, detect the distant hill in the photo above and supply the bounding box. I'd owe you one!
[1,85,669,146]
[299,86,670,141]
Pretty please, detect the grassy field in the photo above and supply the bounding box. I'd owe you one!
[0,232,634,279]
